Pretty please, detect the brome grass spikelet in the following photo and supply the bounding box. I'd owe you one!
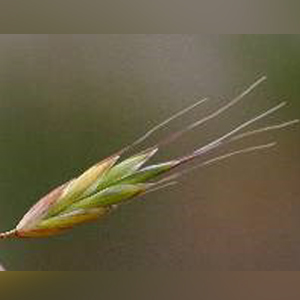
[0,76,298,239]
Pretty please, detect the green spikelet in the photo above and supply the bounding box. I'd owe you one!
[0,76,297,239]
[0,147,175,238]
[95,147,158,190]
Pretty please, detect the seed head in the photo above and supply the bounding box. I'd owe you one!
[0,76,298,239]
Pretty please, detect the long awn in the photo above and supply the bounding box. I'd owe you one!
[0,76,298,239]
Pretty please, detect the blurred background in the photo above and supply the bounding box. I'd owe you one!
[0,35,299,270]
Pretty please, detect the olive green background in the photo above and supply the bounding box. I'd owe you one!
[0,35,299,270]
[0,2,299,33]
[2,272,300,300]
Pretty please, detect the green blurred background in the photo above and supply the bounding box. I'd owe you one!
[0,35,299,270]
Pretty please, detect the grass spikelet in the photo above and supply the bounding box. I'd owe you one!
[0,76,298,239]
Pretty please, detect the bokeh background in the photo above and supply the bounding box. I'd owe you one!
[0,35,299,270]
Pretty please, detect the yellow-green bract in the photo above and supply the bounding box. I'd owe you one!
[0,76,298,239]
[1,147,178,238]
